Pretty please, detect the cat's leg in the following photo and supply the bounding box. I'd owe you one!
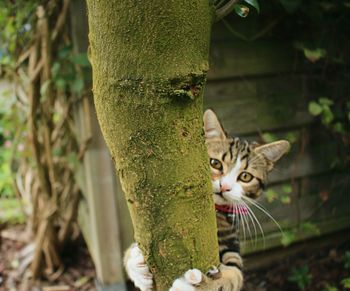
[124,243,153,291]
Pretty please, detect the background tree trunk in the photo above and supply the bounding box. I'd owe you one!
[86,1,219,289]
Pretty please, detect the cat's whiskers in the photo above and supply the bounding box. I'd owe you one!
[237,203,246,243]
[244,202,258,247]
[233,203,240,233]
[242,196,284,236]
[241,200,265,248]
[240,201,257,244]
[238,204,253,243]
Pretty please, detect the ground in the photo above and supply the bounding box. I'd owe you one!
[0,225,96,290]
[243,237,350,291]
[1,225,349,290]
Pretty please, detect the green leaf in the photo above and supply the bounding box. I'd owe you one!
[51,62,60,78]
[234,4,250,17]
[288,266,312,289]
[262,132,278,143]
[321,107,334,125]
[282,184,292,194]
[71,77,84,94]
[281,230,296,246]
[244,0,260,13]
[308,101,323,116]
[285,132,299,143]
[280,195,291,204]
[70,53,90,67]
[303,48,327,63]
[333,122,345,134]
[341,277,350,289]
[266,189,278,203]
[300,222,320,235]
[318,97,333,106]
[55,78,66,90]
[58,45,72,59]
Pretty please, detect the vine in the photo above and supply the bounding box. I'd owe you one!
[0,0,91,279]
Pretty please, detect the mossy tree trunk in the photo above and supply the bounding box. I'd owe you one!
[86,1,219,289]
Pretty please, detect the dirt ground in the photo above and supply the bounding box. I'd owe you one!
[0,225,96,290]
[243,238,350,291]
[1,225,349,291]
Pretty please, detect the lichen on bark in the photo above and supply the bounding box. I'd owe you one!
[86,1,218,289]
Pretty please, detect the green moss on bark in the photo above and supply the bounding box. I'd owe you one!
[86,1,218,289]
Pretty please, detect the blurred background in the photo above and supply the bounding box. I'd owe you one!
[0,0,349,290]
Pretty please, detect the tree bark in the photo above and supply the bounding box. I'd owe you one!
[86,1,219,289]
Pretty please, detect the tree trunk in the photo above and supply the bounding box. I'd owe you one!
[86,1,219,289]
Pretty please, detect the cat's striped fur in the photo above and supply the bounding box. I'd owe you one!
[124,110,290,291]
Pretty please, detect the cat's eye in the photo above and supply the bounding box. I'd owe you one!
[238,171,253,183]
[210,158,222,171]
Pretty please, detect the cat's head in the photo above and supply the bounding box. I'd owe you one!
[203,109,290,206]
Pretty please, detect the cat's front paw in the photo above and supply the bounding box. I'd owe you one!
[124,243,153,291]
[169,269,203,291]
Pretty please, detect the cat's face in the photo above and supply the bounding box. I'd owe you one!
[203,109,290,206]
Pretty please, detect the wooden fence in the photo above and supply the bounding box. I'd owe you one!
[72,3,350,287]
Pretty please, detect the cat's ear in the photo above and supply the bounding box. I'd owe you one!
[203,109,226,139]
[255,140,290,163]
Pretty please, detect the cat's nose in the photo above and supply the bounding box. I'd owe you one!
[220,183,231,193]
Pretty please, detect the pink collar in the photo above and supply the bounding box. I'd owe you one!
[215,204,248,215]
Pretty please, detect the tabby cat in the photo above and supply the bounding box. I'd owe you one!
[124,109,290,291]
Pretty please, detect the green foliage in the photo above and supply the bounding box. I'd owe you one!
[288,266,312,290]
[0,1,91,218]
[0,1,37,70]
[308,97,334,125]
[281,230,296,246]
[262,132,278,143]
[276,0,350,169]
[0,90,26,198]
[303,48,327,63]
[52,46,91,95]
[281,222,320,246]
[308,96,350,150]
[265,183,292,205]
[341,277,350,289]
[0,2,38,198]
[0,199,25,224]
[300,222,320,236]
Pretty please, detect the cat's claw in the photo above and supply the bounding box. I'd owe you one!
[206,265,221,280]
[169,269,202,291]
[124,243,153,291]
